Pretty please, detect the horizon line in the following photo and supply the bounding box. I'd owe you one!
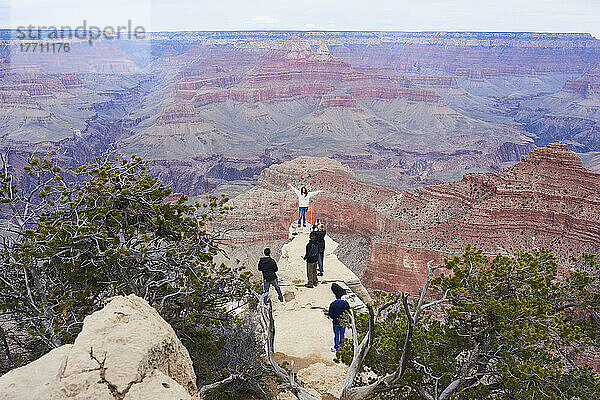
[0,27,597,38]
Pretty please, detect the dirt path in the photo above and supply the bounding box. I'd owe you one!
[268,224,373,398]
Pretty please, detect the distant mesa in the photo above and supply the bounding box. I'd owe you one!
[522,142,584,167]
[156,103,204,125]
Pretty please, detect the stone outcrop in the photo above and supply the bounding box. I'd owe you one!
[156,104,204,125]
[0,295,198,400]
[345,87,445,104]
[220,143,600,293]
[266,224,371,398]
[296,363,346,399]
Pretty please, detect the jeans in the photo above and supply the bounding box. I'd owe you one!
[263,279,283,303]
[333,324,345,350]
[298,207,308,226]
[306,261,318,286]
[317,250,324,273]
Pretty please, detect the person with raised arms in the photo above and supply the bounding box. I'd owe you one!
[289,183,321,228]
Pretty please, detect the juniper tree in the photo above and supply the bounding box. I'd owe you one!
[0,153,266,398]
[335,247,600,400]
[258,248,599,400]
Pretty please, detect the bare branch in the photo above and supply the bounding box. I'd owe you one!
[340,261,444,400]
[197,374,241,399]
[342,304,375,396]
[256,293,320,400]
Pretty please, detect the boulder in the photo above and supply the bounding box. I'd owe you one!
[124,370,191,400]
[0,345,72,400]
[0,295,197,400]
[297,362,347,398]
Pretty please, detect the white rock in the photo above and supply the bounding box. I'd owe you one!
[0,345,72,400]
[125,370,191,400]
[297,362,347,398]
[62,295,197,395]
[0,295,197,400]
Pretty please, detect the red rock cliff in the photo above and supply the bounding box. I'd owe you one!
[219,143,600,295]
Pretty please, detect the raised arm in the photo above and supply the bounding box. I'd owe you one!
[288,183,301,196]
[307,190,322,198]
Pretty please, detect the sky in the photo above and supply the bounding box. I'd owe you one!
[1,0,599,38]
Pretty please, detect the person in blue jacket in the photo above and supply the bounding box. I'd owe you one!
[327,284,350,352]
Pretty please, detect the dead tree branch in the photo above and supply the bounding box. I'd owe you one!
[257,294,321,400]
[340,260,445,400]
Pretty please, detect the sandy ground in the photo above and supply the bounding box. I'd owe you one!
[266,224,373,397]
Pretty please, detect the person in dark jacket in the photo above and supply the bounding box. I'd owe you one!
[303,232,320,288]
[328,287,351,351]
[258,248,284,303]
[313,223,326,276]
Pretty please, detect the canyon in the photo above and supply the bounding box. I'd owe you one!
[218,143,600,294]
[0,25,599,397]
[1,31,599,194]
[2,30,600,333]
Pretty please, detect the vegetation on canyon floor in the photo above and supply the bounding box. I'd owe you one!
[0,154,598,400]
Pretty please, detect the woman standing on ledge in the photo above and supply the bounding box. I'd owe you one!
[289,183,321,227]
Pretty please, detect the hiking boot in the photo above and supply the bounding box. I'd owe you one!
[317,272,323,276]
[305,283,314,288]
[278,296,284,302]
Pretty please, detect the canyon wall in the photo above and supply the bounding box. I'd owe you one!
[3,31,599,195]
[218,143,600,294]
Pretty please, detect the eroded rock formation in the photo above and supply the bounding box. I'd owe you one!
[4,31,599,195]
[0,295,198,400]
[219,143,600,293]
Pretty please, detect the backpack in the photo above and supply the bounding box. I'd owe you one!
[307,241,319,259]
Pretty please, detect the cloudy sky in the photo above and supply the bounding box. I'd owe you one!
[2,0,599,37]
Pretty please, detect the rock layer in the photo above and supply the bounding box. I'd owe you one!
[220,143,600,293]
[5,31,599,195]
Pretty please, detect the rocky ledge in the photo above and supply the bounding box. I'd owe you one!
[219,143,600,293]
[0,295,197,400]
[0,230,374,400]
